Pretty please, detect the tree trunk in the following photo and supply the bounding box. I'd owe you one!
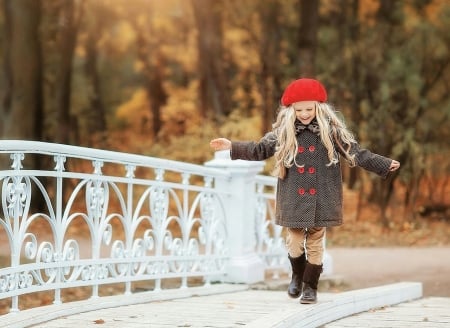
[84,11,107,147]
[366,0,405,226]
[54,0,83,144]
[298,0,319,77]
[0,0,47,212]
[258,0,282,133]
[133,25,167,140]
[347,0,361,189]
[191,0,231,121]
[1,0,43,140]
[147,53,167,140]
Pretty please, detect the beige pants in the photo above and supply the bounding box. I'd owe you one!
[286,227,326,265]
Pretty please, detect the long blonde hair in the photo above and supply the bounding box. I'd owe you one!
[272,102,356,179]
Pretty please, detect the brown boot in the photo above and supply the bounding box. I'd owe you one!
[287,253,306,298]
[300,262,323,304]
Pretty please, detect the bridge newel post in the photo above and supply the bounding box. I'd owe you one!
[205,150,266,284]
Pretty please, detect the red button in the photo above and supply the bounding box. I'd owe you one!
[308,167,315,174]
[298,146,305,153]
[309,188,316,195]
[298,188,305,195]
[298,167,305,174]
[309,145,315,152]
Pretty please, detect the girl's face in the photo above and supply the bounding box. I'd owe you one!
[293,101,316,125]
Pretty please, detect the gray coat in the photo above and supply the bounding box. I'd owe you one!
[230,122,393,228]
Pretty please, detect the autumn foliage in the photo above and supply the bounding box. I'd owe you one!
[0,0,449,228]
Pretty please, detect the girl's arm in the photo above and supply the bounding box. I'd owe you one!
[210,132,277,161]
[348,142,400,178]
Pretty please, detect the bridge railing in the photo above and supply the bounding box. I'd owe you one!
[0,141,287,315]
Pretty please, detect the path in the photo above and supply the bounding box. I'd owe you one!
[325,297,450,327]
[4,282,423,328]
[328,247,450,297]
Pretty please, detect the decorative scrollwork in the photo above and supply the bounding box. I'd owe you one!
[24,233,38,259]
[254,183,287,271]
[102,223,113,245]
[0,272,33,292]
[146,260,169,275]
[54,155,66,172]
[4,176,31,220]
[10,153,24,170]
[86,180,108,221]
[110,240,129,276]
[81,264,109,281]
[62,239,80,261]
[143,229,155,251]
[149,187,169,223]
[197,192,228,262]
[0,271,33,293]
[111,240,126,258]
[18,272,33,289]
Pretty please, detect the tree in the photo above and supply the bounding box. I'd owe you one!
[191,0,231,121]
[83,1,108,147]
[256,0,284,133]
[298,0,319,76]
[0,0,47,212]
[356,1,449,224]
[0,0,43,141]
[127,2,168,140]
[0,0,447,224]
[54,0,84,144]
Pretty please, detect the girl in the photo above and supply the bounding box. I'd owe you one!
[210,78,400,304]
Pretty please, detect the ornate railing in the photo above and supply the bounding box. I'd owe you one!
[0,141,287,315]
[254,175,286,277]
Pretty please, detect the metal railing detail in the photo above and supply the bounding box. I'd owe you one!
[255,175,287,277]
[0,141,287,314]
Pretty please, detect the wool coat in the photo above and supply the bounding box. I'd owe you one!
[230,120,393,228]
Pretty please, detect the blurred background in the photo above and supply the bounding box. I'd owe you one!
[0,0,448,244]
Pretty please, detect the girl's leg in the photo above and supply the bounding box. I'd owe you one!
[286,228,306,257]
[304,227,325,265]
[300,227,325,304]
[286,228,307,298]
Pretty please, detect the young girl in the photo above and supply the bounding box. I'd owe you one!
[210,78,400,304]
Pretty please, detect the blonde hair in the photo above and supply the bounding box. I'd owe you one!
[272,102,356,179]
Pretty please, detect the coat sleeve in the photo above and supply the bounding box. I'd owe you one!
[230,132,277,161]
[349,142,393,179]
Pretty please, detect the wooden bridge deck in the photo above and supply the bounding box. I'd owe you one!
[3,281,446,328]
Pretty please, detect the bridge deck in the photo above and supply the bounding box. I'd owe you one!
[3,281,443,328]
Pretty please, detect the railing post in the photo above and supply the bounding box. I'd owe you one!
[205,150,266,284]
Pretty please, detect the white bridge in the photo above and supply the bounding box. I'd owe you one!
[0,141,428,328]
[0,140,297,315]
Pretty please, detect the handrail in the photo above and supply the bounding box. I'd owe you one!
[0,140,230,178]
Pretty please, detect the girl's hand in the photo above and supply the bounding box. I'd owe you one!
[210,138,232,151]
[390,160,400,171]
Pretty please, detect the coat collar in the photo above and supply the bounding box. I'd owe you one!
[295,119,320,135]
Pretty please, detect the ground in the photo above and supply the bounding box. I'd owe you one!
[323,197,450,298]
[326,246,450,297]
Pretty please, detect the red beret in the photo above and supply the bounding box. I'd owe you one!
[281,78,327,106]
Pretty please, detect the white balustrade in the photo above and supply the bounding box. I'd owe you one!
[0,140,289,315]
[205,150,288,282]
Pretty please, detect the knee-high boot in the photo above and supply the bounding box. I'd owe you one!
[287,253,306,298]
[300,262,323,304]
